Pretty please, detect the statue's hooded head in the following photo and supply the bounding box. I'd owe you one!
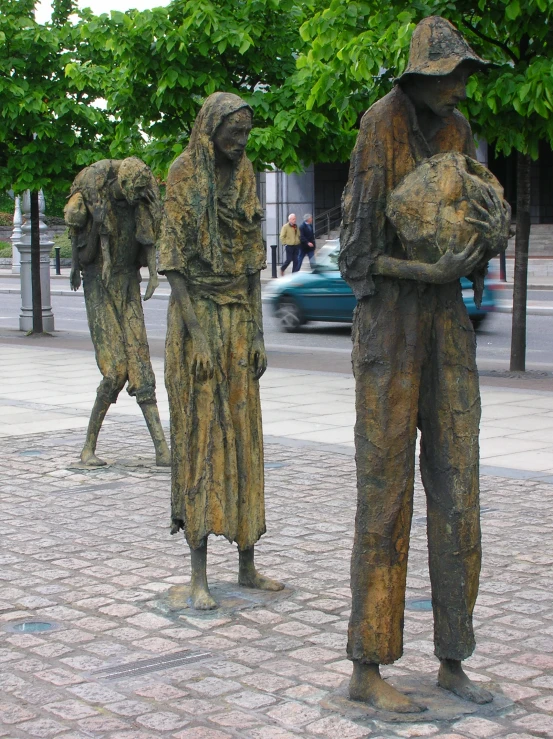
[395,17,494,119]
[159,92,263,276]
[396,16,492,83]
[118,157,156,205]
[189,92,253,166]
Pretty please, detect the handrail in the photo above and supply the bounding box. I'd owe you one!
[314,204,342,239]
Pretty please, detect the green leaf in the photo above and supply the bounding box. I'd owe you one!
[505,0,521,19]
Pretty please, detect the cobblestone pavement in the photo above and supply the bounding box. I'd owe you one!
[1,420,552,739]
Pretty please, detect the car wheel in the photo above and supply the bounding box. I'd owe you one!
[277,297,304,332]
[471,316,485,330]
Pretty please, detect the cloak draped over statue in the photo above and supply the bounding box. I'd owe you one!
[159,92,267,550]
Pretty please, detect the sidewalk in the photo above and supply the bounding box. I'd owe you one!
[1,340,553,737]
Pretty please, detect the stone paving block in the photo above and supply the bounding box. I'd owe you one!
[451,717,506,737]
[227,690,278,709]
[0,702,37,724]
[305,715,370,737]
[16,716,68,737]
[208,709,265,728]
[106,699,156,716]
[247,727,303,739]
[188,677,242,696]
[136,710,190,731]
[515,713,553,734]
[77,716,130,732]
[43,700,98,720]
[172,728,233,739]
[266,701,322,728]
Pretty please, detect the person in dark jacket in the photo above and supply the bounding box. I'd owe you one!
[299,214,316,269]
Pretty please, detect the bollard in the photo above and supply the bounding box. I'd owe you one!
[271,244,278,278]
[54,246,61,275]
[499,250,506,282]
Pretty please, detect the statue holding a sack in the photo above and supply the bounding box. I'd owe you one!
[339,16,510,713]
[65,157,170,468]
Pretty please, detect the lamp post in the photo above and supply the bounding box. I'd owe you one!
[11,195,22,275]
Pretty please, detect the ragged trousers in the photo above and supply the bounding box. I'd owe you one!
[347,277,482,665]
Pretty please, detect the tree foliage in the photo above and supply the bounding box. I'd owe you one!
[0,0,110,196]
[274,0,553,166]
[69,0,324,175]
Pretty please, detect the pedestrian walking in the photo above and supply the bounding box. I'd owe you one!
[299,213,316,269]
[279,213,301,274]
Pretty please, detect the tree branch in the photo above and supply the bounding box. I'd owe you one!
[460,16,519,65]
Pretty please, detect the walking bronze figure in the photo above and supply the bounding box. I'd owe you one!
[340,17,510,712]
[66,157,170,468]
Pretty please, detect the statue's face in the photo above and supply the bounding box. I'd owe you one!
[213,108,252,163]
[119,168,151,205]
[415,66,470,118]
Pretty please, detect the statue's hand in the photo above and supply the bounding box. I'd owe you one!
[425,234,487,284]
[143,275,159,301]
[70,266,81,291]
[464,186,511,257]
[191,333,214,382]
[250,333,267,380]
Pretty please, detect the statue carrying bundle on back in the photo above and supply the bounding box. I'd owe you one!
[65,157,170,468]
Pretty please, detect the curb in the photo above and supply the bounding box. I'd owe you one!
[2,291,553,314]
[495,300,553,316]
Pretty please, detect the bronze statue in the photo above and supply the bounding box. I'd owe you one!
[339,17,510,712]
[159,92,284,610]
[65,157,170,467]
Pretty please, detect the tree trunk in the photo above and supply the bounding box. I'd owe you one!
[30,189,43,334]
[509,151,532,371]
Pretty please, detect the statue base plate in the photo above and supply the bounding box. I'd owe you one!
[323,676,513,724]
[66,460,114,471]
[115,457,170,473]
[157,582,293,619]
[67,457,169,473]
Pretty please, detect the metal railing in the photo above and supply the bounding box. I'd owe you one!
[314,205,342,240]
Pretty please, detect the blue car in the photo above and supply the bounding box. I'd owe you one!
[263,242,496,332]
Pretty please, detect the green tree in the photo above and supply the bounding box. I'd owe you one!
[0,0,110,332]
[270,0,553,369]
[69,0,327,176]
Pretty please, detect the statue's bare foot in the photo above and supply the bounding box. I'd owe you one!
[80,448,107,467]
[155,449,171,467]
[238,547,284,591]
[239,570,284,591]
[188,583,217,610]
[154,437,171,466]
[438,659,493,704]
[349,663,426,713]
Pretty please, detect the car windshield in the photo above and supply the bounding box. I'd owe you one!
[316,246,340,272]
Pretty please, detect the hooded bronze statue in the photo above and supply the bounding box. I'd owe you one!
[340,17,510,712]
[65,157,170,468]
[160,92,284,610]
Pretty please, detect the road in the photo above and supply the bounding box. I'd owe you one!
[1,290,553,374]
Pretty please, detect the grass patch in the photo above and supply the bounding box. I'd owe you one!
[0,231,72,260]
[52,230,71,258]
